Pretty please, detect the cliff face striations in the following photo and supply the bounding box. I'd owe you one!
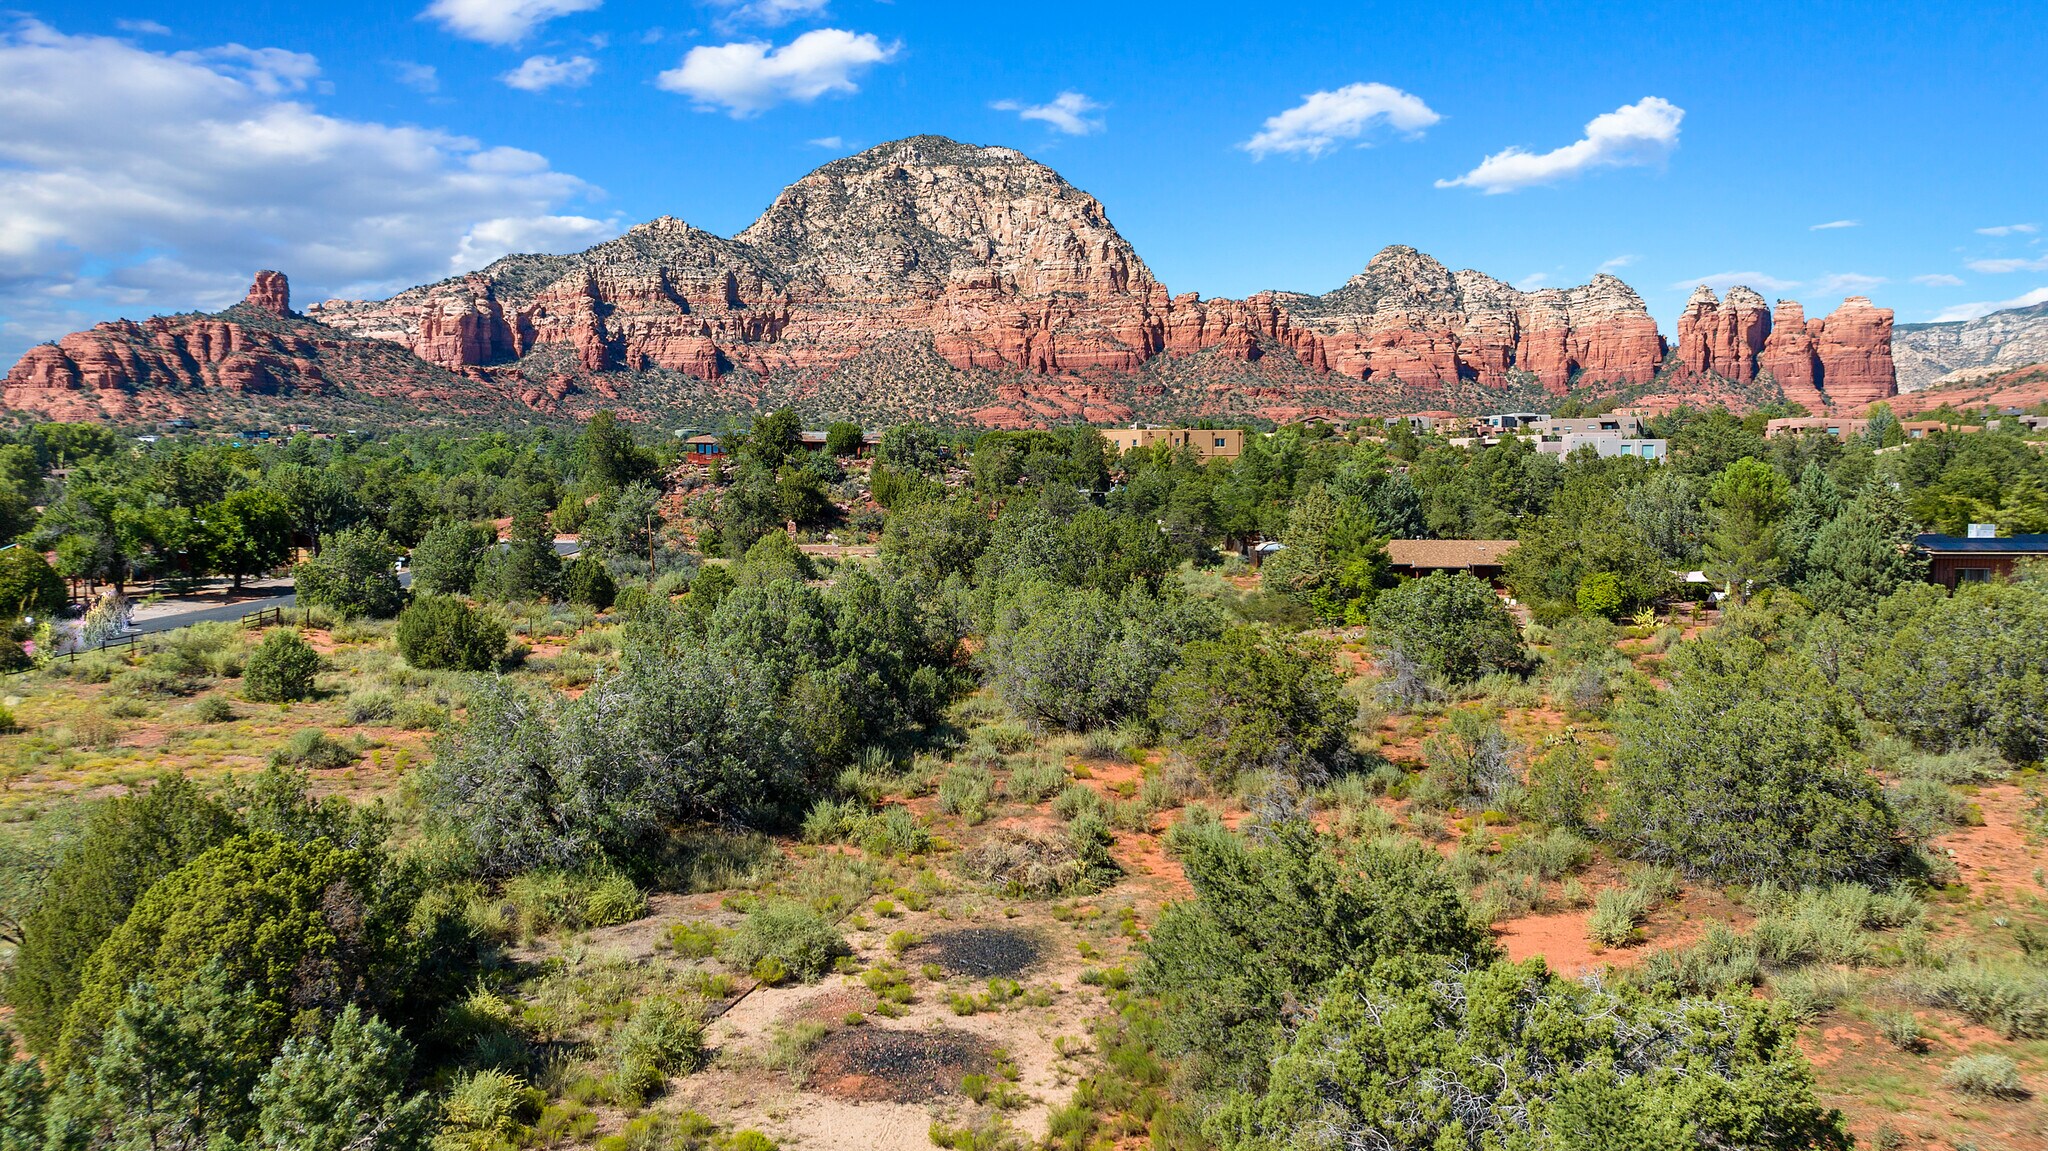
[5,136,1900,425]
[1672,286,1896,410]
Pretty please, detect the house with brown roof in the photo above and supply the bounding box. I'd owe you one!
[1385,539,1520,582]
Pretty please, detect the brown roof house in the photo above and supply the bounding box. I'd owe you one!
[1385,539,1520,583]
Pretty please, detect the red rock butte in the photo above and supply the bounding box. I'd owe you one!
[2,135,1897,425]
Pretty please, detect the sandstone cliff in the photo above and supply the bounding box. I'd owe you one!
[1,273,530,425]
[5,135,1900,426]
[1672,286,1895,410]
[305,138,1671,402]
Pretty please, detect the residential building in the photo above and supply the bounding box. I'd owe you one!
[680,434,724,462]
[1103,425,1244,461]
[1899,420,1980,440]
[1534,415,1646,437]
[1385,539,1520,583]
[1484,412,1548,430]
[1765,417,1868,439]
[1915,531,2048,589]
[1535,433,1668,462]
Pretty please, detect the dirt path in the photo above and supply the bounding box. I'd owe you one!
[1935,784,2043,899]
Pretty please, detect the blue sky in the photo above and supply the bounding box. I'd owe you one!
[2,0,2043,367]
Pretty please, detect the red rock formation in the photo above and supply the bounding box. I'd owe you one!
[1812,296,1896,409]
[1759,300,1824,409]
[4,137,1894,425]
[246,270,292,318]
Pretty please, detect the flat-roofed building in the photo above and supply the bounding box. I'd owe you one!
[1104,426,1243,460]
[1536,433,1668,462]
[1765,417,1868,439]
[1915,531,2048,588]
[1534,415,1646,437]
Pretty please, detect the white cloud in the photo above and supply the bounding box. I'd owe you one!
[116,19,172,35]
[807,135,843,148]
[1814,272,1886,293]
[1932,287,2048,323]
[452,214,614,269]
[393,60,440,92]
[0,20,615,364]
[713,0,829,29]
[656,28,896,116]
[1437,96,1683,193]
[1674,272,1802,293]
[1515,273,1549,289]
[992,91,1103,136]
[1976,223,2038,237]
[1912,273,1965,287]
[1241,82,1438,159]
[1809,219,1859,230]
[1967,255,2048,274]
[421,0,601,45]
[1597,254,1637,274]
[501,53,596,91]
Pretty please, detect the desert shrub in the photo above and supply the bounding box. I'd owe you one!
[721,903,844,983]
[1607,634,1901,885]
[1418,709,1520,811]
[1368,572,1528,685]
[442,1069,543,1141]
[395,595,505,672]
[609,996,705,1105]
[1141,819,1491,1088]
[938,765,996,825]
[1588,886,1652,948]
[1863,580,2048,762]
[1006,757,1066,803]
[1875,1011,1922,1051]
[242,629,320,702]
[1520,739,1603,832]
[960,823,1116,897]
[1899,963,2048,1038]
[192,696,234,723]
[343,690,396,725]
[391,699,448,731]
[1941,1054,2026,1098]
[584,873,647,928]
[270,729,358,771]
[564,555,617,611]
[1150,626,1354,785]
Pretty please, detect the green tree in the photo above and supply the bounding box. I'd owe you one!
[823,421,864,457]
[1230,959,1848,1151]
[241,1005,434,1151]
[1259,486,1391,624]
[473,511,560,602]
[407,520,493,596]
[1798,482,1926,614]
[1141,820,1492,1092]
[1862,578,2048,762]
[0,1032,46,1147]
[1150,626,1353,783]
[563,554,617,610]
[744,409,804,471]
[1368,572,1527,684]
[294,526,403,618]
[395,595,505,671]
[982,580,1222,731]
[1703,457,1789,603]
[574,410,650,492]
[243,629,321,703]
[56,834,410,1077]
[732,531,813,588]
[5,779,236,1057]
[48,963,269,1150]
[0,546,65,619]
[1607,634,1901,885]
[875,423,946,474]
[206,487,295,589]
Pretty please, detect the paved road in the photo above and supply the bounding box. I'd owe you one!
[120,539,580,638]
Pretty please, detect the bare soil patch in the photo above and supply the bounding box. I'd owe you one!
[919,927,1044,979]
[809,1026,993,1103]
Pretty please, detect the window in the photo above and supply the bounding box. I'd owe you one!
[1957,568,1993,584]
[1213,437,1227,448]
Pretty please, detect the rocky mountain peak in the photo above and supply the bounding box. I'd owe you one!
[736,134,1153,298]
[244,271,291,318]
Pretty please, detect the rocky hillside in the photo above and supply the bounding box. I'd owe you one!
[1,274,539,427]
[4,135,1900,426]
[1892,302,2048,393]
